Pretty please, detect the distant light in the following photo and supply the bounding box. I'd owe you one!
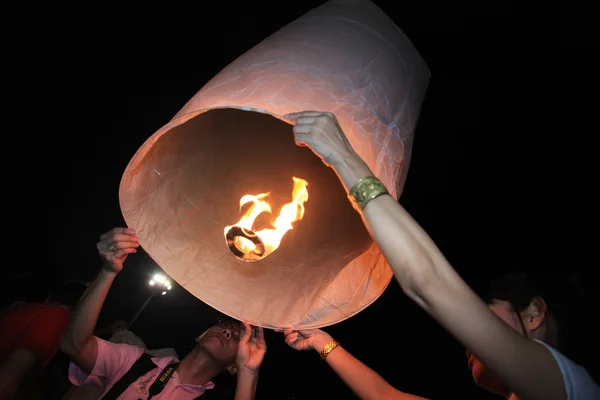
[150,273,173,292]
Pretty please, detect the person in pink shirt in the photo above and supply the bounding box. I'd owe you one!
[60,227,267,400]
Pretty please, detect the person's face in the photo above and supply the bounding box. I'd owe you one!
[466,300,526,396]
[196,320,242,372]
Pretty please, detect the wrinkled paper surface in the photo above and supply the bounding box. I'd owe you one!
[120,0,430,329]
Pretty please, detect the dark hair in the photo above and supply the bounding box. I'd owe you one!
[484,271,595,359]
[50,280,88,308]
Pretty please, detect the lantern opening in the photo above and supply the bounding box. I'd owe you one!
[120,107,374,326]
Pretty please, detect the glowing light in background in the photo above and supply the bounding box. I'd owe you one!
[149,273,172,294]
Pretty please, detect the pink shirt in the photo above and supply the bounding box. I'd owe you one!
[69,336,214,399]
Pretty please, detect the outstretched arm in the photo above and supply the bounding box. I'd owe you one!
[284,329,427,400]
[285,111,565,400]
[60,228,139,374]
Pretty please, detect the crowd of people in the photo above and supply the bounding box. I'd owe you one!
[1,111,598,399]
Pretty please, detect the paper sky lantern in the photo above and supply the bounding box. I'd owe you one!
[120,0,430,329]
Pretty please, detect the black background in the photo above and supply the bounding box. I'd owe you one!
[2,0,597,398]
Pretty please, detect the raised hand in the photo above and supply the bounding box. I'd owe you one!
[284,111,356,167]
[236,321,267,374]
[96,227,139,274]
[283,328,333,353]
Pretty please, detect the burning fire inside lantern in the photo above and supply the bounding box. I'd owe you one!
[224,177,309,262]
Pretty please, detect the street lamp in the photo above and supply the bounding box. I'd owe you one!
[129,273,173,328]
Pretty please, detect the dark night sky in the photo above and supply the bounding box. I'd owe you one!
[3,0,597,399]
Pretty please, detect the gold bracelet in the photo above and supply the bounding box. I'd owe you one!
[319,340,341,359]
[348,176,389,212]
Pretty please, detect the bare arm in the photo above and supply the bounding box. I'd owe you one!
[287,112,565,400]
[60,269,117,374]
[318,345,427,400]
[0,349,36,399]
[60,228,139,374]
[284,329,427,400]
[234,371,259,400]
[331,150,564,400]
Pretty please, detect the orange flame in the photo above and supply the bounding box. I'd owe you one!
[225,177,309,259]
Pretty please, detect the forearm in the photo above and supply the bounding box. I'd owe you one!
[234,371,259,400]
[331,154,566,400]
[330,153,461,304]
[316,344,426,400]
[323,346,393,399]
[62,268,116,351]
[331,154,505,345]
